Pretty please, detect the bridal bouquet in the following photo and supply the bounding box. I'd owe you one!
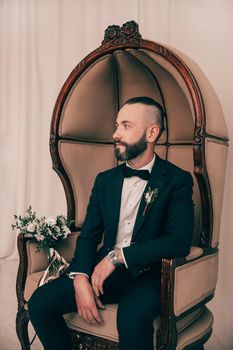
[12,206,74,285]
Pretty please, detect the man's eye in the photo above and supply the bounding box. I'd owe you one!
[124,124,130,129]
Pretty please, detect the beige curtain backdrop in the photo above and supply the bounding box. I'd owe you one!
[1,0,233,348]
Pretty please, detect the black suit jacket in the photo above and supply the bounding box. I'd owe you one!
[68,154,194,278]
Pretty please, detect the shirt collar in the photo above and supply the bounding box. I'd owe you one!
[126,154,155,174]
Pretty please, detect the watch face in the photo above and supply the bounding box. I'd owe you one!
[109,251,116,259]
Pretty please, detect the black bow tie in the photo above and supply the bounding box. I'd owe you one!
[124,166,150,181]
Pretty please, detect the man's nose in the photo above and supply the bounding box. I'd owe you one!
[113,129,120,141]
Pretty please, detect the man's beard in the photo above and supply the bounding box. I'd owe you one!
[114,132,148,161]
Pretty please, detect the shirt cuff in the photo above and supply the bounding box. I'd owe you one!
[121,248,128,268]
[68,272,89,279]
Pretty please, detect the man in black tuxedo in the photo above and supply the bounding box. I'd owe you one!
[29,97,194,350]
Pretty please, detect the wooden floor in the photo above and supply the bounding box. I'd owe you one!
[0,258,219,350]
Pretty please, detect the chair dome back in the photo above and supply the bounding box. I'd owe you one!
[50,21,228,248]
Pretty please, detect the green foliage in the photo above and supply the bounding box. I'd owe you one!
[12,206,74,249]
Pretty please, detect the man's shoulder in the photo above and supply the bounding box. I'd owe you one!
[157,155,192,180]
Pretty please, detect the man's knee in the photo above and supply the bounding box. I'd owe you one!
[117,303,154,331]
[28,276,76,322]
[28,288,43,317]
[28,286,52,321]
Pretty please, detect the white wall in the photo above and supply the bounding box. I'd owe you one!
[1,0,232,348]
[159,2,233,348]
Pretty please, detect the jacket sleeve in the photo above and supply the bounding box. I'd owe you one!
[67,173,104,276]
[122,172,194,277]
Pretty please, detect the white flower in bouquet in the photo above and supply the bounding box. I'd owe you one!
[58,216,66,225]
[45,217,56,226]
[35,232,45,241]
[27,222,36,232]
[54,226,61,234]
[61,225,71,238]
[46,227,54,236]
[12,206,74,253]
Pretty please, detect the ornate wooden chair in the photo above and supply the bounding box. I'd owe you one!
[16,21,229,350]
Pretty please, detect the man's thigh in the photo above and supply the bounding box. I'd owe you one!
[29,274,77,315]
[117,270,161,322]
[100,266,132,304]
[101,267,161,314]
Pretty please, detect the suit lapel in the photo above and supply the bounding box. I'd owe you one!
[131,155,168,240]
[107,164,124,243]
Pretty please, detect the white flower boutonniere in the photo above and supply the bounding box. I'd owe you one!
[143,187,159,216]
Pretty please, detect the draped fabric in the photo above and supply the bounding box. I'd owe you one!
[0,0,140,258]
[0,1,233,347]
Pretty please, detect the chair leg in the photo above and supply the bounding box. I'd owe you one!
[16,307,31,350]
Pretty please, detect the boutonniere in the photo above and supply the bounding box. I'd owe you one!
[143,187,159,216]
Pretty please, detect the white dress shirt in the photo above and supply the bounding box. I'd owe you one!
[115,155,155,267]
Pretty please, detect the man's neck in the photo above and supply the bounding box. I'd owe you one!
[127,152,155,170]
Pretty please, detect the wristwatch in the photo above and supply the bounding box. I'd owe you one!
[107,250,121,266]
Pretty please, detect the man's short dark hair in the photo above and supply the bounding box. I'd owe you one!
[124,96,165,137]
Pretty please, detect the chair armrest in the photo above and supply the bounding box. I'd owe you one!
[174,248,218,317]
[26,241,50,275]
[157,246,218,349]
[185,246,203,261]
[16,232,79,309]
[27,233,79,275]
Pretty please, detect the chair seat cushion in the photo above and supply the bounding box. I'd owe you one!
[65,305,160,342]
[64,305,121,342]
[64,305,209,344]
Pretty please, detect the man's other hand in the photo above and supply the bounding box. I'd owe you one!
[73,274,104,325]
[91,256,116,297]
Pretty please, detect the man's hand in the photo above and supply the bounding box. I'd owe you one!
[74,274,104,325]
[91,256,116,297]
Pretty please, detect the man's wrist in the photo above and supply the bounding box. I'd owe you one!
[107,249,123,266]
[115,248,124,264]
[107,248,124,266]
[74,273,89,282]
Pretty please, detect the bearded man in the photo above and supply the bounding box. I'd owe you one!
[28,96,194,350]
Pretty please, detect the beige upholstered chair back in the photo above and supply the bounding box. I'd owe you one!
[50,21,228,249]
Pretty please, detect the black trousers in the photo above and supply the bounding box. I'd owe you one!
[28,266,161,350]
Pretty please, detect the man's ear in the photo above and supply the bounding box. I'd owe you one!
[146,125,160,143]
